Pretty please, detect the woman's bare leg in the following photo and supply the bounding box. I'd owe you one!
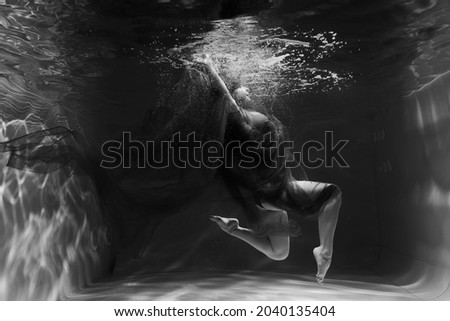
[314,189,341,283]
[284,180,341,283]
[210,215,290,261]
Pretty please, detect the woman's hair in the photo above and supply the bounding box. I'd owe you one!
[222,113,339,231]
[222,116,291,221]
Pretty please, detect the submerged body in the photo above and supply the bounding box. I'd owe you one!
[196,55,341,283]
[0,56,341,283]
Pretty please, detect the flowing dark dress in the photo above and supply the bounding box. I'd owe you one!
[105,66,232,209]
[0,66,229,207]
[0,64,338,236]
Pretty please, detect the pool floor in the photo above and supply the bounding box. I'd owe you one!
[65,269,418,301]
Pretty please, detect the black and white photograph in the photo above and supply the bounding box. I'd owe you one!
[0,0,449,318]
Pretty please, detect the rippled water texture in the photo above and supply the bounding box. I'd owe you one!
[0,1,111,300]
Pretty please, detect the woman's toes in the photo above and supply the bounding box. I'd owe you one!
[313,246,332,284]
[316,275,324,284]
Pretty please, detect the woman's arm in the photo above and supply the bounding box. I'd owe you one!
[204,59,231,96]
[198,55,241,110]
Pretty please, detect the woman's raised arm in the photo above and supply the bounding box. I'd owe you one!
[198,55,240,110]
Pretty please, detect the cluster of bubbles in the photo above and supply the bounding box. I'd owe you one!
[124,15,353,100]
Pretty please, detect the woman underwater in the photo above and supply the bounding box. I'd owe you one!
[0,55,341,284]
[199,55,342,283]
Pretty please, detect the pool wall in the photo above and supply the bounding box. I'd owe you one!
[374,72,450,300]
[0,124,114,300]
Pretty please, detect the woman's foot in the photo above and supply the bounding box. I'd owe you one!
[210,215,239,234]
[313,246,332,284]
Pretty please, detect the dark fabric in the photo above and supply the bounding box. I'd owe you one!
[0,66,232,211]
[223,107,295,197]
[220,97,338,234]
[107,66,232,208]
[0,65,337,237]
[276,182,340,218]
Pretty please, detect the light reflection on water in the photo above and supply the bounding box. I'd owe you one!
[0,0,111,300]
[0,119,110,300]
[132,15,351,99]
[406,4,450,94]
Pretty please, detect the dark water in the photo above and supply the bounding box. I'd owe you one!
[1,0,449,299]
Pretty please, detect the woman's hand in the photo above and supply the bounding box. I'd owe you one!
[210,215,239,234]
[193,54,235,103]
